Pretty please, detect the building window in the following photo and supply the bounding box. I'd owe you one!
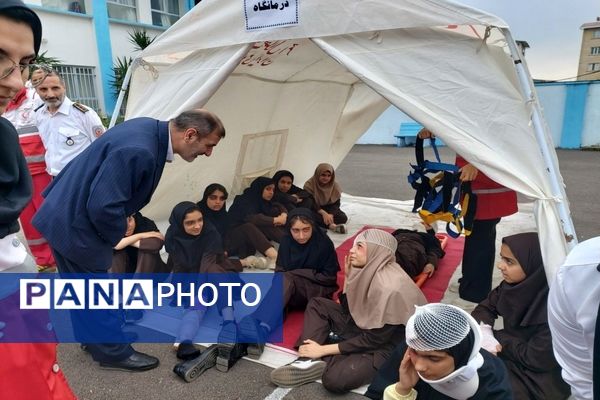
[591,47,600,55]
[54,65,101,113]
[151,0,180,27]
[107,0,138,22]
[593,30,600,39]
[41,0,86,13]
[588,63,600,72]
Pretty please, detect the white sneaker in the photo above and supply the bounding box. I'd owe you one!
[243,255,258,268]
[254,257,268,269]
[270,358,326,388]
[244,255,267,269]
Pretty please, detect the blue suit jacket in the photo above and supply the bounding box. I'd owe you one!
[33,118,169,271]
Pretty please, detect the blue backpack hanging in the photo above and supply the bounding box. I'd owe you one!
[407,136,476,238]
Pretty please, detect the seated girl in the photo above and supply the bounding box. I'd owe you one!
[365,303,513,400]
[272,170,312,211]
[471,232,570,400]
[303,163,347,233]
[269,229,426,393]
[110,212,167,274]
[165,202,243,374]
[197,183,277,269]
[228,177,288,261]
[238,208,340,358]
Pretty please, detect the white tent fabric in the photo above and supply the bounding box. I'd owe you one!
[125,0,573,281]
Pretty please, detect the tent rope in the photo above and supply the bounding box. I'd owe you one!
[476,26,492,53]
[140,60,159,80]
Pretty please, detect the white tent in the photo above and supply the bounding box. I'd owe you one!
[122,0,576,281]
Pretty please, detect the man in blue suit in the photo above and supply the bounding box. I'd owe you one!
[33,109,225,371]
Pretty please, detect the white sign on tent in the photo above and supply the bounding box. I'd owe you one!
[244,0,298,31]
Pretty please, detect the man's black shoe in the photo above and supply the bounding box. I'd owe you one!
[217,320,238,343]
[216,343,248,372]
[99,351,159,372]
[173,344,219,382]
[238,316,269,359]
[177,341,201,360]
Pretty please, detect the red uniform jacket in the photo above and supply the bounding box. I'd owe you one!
[456,156,518,220]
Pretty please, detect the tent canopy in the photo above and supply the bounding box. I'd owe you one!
[125,0,573,281]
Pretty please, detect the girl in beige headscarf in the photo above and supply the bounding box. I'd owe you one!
[270,229,427,393]
[303,163,348,233]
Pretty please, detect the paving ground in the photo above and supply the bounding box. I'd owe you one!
[336,145,600,241]
[56,145,600,400]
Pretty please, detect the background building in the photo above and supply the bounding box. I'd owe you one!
[26,0,195,117]
[577,17,600,81]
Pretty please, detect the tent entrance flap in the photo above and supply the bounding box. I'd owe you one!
[232,129,288,194]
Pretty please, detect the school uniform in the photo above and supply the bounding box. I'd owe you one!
[198,187,273,263]
[272,170,313,211]
[165,202,235,312]
[293,230,426,392]
[392,228,445,278]
[471,233,570,400]
[366,344,514,400]
[303,163,348,227]
[298,294,405,392]
[251,208,339,329]
[110,212,167,274]
[228,177,287,243]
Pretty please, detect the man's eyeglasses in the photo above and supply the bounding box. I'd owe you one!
[0,53,52,87]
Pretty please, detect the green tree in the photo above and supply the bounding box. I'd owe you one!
[110,29,155,99]
[35,51,62,68]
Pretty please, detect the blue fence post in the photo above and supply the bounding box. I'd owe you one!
[91,0,116,117]
[560,82,589,149]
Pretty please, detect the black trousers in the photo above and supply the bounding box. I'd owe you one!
[52,249,134,363]
[458,218,501,303]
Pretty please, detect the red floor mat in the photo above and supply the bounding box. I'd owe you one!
[276,226,464,350]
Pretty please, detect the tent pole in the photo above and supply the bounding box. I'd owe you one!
[501,28,578,249]
[109,58,137,128]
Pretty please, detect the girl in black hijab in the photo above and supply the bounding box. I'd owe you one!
[228,177,287,266]
[111,212,166,274]
[471,232,570,400]
[166,202,234,363]
[276,207,340,298]
[237,207,340,359]
[197,183,229,238]
[272,170,312,212]
[198,183,278,269]
[165,202,221,273]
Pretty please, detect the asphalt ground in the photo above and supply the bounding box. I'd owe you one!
[336,145,600,242]
[56,145,599,400]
